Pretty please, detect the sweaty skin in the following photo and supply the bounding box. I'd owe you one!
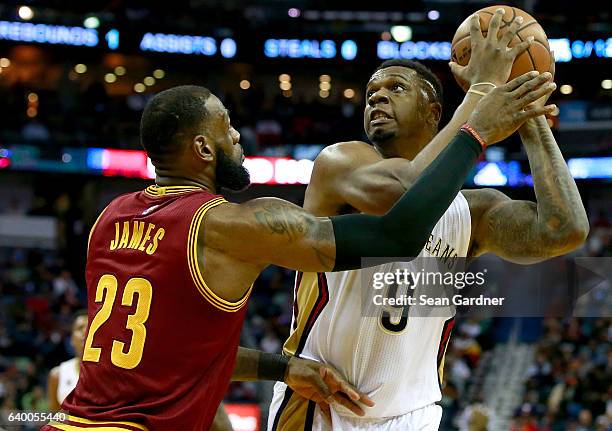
[305,66,588,263]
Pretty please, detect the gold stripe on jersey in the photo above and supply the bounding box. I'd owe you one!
[271,389,312,431]
[188,198,252,312]
[282,272,320,356]
[49,424,130,431]
[438,353,447,384]
[144,185,201,197]
[65,415,148,430]
[88,205,110,252]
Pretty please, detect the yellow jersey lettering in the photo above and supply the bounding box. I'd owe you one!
[128,221,145,249]
[118,221,131,249]
[110,222,120,250]
[146,228,165,255]
[138,223,156,251]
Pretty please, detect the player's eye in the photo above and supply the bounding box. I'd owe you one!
[366,89,375,98]
[392,84,405,92]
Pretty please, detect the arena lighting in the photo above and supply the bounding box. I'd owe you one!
[0,20,98,47]
[105,29,119,50]
[377,40,451,60]
[239,80,250,90]
[549,37,612,62]
[74,64,87,73]
[0,58,10,67]
[139,33,235,57]
[560,84,573,95]
[264,39,356,60]
[3,145,611,184]
[390,26,412,43]
[83,16,100,29]
[568,157,612,179]
[152,69,165,79]
[427,10,440,20]
[114,66,126,76]
[225,404,260,431]
[220,38,237,58]
[340,40,358,60]
[288,8,301,18]
[85,149,317,184]
[601,79,612,89]
[474,162,508,186]
[18,6,34,21]
[104,73,117,83]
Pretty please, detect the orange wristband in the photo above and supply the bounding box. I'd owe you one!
[460,123,487,150]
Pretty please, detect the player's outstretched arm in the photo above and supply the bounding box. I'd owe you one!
[308,8,534,216]
[231,347,374,416]
[205,73,557,272]
[207,131,481,272]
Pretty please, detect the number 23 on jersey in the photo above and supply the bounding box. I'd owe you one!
[83,274,153,370]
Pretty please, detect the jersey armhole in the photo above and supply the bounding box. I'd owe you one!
[187,198,253,312]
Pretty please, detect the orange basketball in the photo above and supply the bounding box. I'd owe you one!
[451,5,553,91]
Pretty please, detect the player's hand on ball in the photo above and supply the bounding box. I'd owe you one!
[467,71,557,145]
[449,8,533,89]
[284,356,374,419]
[526,51,558,110]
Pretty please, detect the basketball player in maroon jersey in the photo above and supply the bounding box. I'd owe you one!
[43,72,556,430]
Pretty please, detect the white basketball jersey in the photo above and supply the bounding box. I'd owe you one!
[282,193,471,419]
[57,357,80,404]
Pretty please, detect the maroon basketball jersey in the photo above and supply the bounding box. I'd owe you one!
[60,185,252,431]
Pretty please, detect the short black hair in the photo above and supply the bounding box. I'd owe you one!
[374,59,443,107]
[140,85,212,163]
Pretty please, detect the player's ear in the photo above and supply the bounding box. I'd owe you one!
[427,102,442,130]
[193,135,215,163]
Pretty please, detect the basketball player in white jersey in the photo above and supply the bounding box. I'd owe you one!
[47,310,87,410]
[268,9,589,430]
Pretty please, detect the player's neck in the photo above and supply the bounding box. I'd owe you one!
[154,174,216,193]
[375,140,421,161]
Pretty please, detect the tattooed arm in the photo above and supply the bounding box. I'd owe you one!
[464,116,589,264]
[204,197,336,272]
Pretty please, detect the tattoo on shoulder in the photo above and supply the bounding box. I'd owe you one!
[254,201,335,268]
[254,202,313,241]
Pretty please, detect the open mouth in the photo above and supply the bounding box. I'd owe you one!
[369,110,393,125]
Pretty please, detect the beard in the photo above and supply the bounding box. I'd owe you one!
[215,148,251,192]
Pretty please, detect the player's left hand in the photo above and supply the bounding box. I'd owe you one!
[284,356,375,421]
[521,51,558,130]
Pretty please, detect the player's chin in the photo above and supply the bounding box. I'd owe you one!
[367,125,397,144]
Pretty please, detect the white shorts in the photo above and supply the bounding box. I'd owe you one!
[268,382,442,431]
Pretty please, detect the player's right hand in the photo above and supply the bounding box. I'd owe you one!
[449,8,533,89]
[467,71,557,145]
[284,356,375,420]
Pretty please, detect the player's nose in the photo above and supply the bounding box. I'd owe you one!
[368,90,390,107]
[231,128,240,144]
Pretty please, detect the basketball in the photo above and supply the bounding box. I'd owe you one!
[451,5,553,91]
